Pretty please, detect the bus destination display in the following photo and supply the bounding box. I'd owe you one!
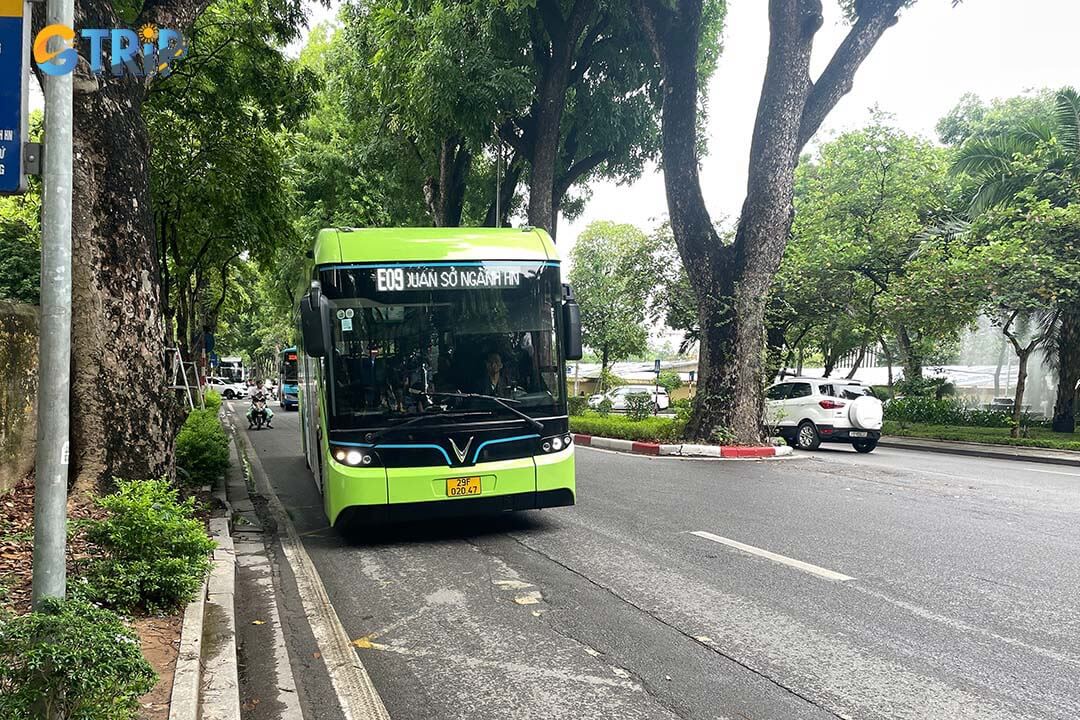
[375,266,525,293]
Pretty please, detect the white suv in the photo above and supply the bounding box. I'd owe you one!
[765,378,883,452]
[205,376,248,400]
[588,384,671,412]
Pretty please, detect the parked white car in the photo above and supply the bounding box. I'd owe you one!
[205,376,248,400]
[765,378,883,452]
[588,384,670,412]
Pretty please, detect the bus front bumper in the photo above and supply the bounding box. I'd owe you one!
[335,488,574,527]
[324,447,576,528]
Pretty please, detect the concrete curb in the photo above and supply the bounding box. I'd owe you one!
[167,579,206,720]
[201,517,240,720]
[167,502,239,720]
[573,434,793,459]
[877,436,1080,468]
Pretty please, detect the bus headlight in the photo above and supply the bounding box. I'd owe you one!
[540,434,572,453]
[330,445,379,467]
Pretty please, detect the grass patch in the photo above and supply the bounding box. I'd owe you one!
[570,412,685,443]
[883,421,1080,452]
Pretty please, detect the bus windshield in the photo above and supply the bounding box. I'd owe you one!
[318,262,565,430]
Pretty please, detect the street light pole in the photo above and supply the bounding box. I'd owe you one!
[31,0,75,608]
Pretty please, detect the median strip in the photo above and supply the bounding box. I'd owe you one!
[573,434,793,459]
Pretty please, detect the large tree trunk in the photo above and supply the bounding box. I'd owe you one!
[525,0,596,234]
[37,0,211,494]
[636,0,906,443]
[1052,305,1080,433]
[68,74,173,493]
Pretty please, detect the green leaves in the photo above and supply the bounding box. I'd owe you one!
[85,479,216,614]
[569,221,661,367]
[0,598,157,720]
[175,409,231,487]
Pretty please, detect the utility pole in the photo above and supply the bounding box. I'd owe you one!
[31,0,75,608]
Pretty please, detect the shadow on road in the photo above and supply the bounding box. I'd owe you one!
[338,511,554,548]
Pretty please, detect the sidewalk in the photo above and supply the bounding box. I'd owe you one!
[878,435,1080,467]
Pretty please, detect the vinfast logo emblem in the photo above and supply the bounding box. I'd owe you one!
[33,23,186,77]
[448,436,474,464]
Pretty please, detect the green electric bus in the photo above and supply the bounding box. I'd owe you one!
[295,227,582,529]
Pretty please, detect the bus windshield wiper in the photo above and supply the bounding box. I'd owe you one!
[426,392,544,433]
[365,411,488,445]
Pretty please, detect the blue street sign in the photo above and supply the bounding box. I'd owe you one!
[0,0,29,194]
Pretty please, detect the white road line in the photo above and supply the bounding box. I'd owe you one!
[689,531,855,582]
[1023,466,1080,477]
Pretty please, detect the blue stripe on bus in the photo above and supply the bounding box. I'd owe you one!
[333,435,541,466]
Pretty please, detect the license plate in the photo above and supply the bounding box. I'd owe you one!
[850,431,868,438]
[446,476,481,497]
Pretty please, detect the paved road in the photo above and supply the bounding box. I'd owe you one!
[240,408,1080,720]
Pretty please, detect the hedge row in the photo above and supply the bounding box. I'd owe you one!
[883,396,1045,428]
[569,414,685,443]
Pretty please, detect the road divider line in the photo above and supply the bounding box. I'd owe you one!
[690,531,854,582]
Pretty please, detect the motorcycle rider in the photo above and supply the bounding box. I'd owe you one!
[246,387,274,429]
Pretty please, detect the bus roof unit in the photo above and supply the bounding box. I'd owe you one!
[313,227,558,265]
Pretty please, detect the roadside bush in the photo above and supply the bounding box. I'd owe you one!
[624,392,654,421]
[567,395,589,416]
[85,479,215,614]
[570,413,685,442]
[175,408,230,486]
[672,398,693,423]
[595,397,614,417]
[202,389,222,412]
[0,598,156,720]
[882,396,1041,428]
[871,385,894,400]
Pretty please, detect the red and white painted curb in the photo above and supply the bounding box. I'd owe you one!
[573,434,793,459]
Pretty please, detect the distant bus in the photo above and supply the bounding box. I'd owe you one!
[295,227,582,530]
[278,347,299,410]
[218,356,245,383]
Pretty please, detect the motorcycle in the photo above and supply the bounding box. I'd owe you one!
[249,397,270,430]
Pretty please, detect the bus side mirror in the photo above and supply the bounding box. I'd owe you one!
[300,285,329,358]
[562,284,582,361]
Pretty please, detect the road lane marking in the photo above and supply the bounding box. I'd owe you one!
[1023,466,1080,477]
[689,531,855,582]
